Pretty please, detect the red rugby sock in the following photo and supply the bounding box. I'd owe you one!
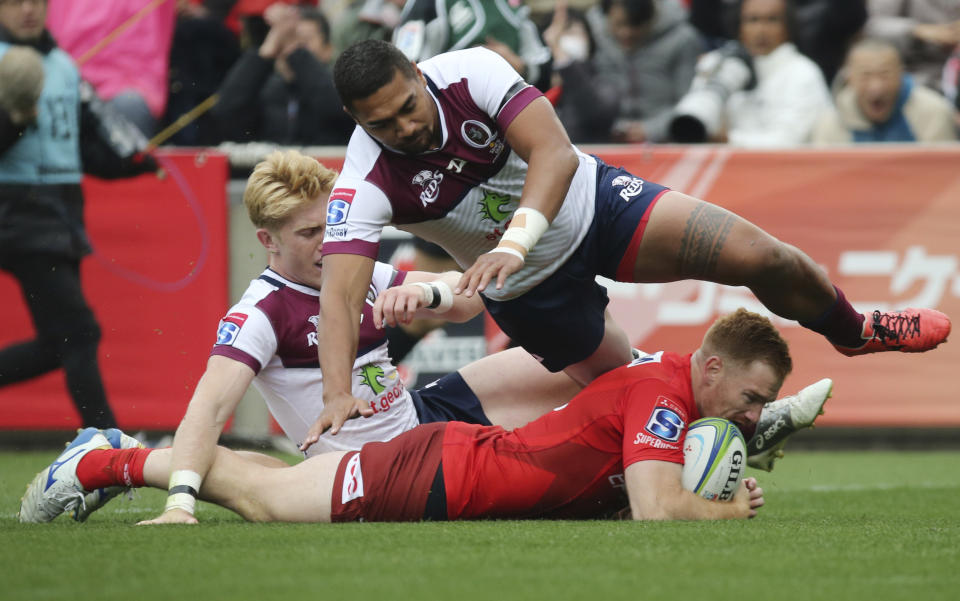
[799,285,866,348]
[76,448,152,489]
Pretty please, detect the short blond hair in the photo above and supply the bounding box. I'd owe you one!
[243,150,338,230]
[701,308,793,382]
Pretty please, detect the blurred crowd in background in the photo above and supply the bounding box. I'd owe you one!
[12,0,960,149]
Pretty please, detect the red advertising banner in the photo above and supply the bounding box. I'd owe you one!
[2,146,957,430]
[0,150,229,430]
[590,146,960,427]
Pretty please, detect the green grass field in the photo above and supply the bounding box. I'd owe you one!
[2,448,957,601]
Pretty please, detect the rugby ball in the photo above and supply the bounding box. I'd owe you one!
[681,418,745,501]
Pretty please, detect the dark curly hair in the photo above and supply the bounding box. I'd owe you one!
[334,40,418,111]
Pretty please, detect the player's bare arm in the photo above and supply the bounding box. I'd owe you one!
[138,356,256,525]
[625,460,763,520]
[310,252,377,446]
[456,96,579,296]
[374,270,484,328]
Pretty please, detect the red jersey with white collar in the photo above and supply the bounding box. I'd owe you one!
[441,351,700,519]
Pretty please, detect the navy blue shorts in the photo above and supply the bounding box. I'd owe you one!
[483,159,669,372]
[411,371,492,426]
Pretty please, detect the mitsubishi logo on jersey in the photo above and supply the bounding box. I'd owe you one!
[412,169,443,206]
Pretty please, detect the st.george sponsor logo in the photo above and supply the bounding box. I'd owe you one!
[326,188,355,225]
[358,364,405,414]
[479,190,516,240]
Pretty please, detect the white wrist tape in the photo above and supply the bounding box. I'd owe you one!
[496,207,549,258]
[165,469,202,515]
[488,246,526,262]
[412,280,454,313]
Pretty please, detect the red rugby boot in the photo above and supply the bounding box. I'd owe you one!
[833,308,951,356]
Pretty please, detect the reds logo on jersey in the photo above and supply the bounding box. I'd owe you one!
[412,169,443,206]
[611,175,644,202]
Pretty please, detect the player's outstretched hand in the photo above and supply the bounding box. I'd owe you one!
[373,283,428,328]
[739,477,764,518]
[137,508,198,526]
[455,251,523,297]
[301,392,373,450]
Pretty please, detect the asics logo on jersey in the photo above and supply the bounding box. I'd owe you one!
[412,169,443,206]
[446,158,467,173]
[612,175,644,202]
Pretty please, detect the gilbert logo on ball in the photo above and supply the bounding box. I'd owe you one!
[682,418,745,501]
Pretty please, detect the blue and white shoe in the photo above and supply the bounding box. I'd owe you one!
[73,428,144,522]
[18,428,110,523]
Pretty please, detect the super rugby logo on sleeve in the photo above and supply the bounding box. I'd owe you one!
[643,396,686,443]
[216,312,248,346]
[326,188,355,226]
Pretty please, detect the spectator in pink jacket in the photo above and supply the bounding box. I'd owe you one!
[47,0,176,136]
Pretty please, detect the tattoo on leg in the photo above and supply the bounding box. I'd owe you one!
[676,203,735,278]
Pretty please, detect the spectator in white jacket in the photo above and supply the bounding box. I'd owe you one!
[723,0,831,146]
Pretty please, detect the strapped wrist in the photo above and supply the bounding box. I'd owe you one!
[165,469,202,515]
[496,207,549,259]
[412,280,454,313]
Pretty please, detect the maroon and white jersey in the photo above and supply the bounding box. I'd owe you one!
[323,47,598,301]
[210,264,418,455]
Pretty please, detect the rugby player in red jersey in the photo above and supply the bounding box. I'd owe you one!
[23,309,826,523]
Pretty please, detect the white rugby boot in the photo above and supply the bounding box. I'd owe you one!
[746,378,833,472]
[18,428,110,523]
[73,428,145,522]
